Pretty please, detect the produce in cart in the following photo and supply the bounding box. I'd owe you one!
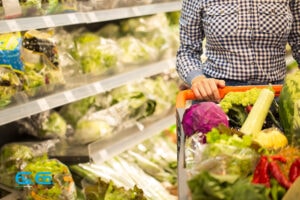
[177,69,300,200]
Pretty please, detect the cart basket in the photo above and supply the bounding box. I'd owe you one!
[175,85,283,200]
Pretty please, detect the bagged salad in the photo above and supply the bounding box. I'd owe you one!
[0,140,77,200]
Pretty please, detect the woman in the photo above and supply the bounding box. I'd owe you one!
[176,0,300,101]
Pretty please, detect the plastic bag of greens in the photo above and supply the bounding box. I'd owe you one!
[16,110,69,139]
[67,91,156,145]
[0,140,59,187]
[20,0,44,17]
[117,36,159,66]
[21,29,66,97]
[73,33,121,75]
[89,0,119,10]
[185,127,259,178]
[22,29,60,68]
[43,0,77,14]
[23,158,77,200]
[117,0,153,7]
[67,100,131,145]
[0,65,23,108]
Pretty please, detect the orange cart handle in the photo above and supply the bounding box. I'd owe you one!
[176,84,282,108]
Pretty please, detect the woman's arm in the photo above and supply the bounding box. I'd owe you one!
[176,0,204,85]
[176,0,225,101]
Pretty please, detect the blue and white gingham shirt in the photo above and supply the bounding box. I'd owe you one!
[176,0,300,85]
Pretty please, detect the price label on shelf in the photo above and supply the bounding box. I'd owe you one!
[37,99,50,112]
[6,20,20,32]
[93,82,105,93]
[64,91,75,103]
[42,16,55,27]
[67,14,79,24]
[132,7,141,16]
[86,12,98,23]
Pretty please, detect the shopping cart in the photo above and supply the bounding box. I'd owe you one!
[175,85,283,200]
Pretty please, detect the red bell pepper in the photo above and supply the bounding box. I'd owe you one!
[289,158,300,183]
[252,156,270,187]
[269,161,292,189]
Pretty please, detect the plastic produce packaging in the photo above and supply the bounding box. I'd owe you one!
[0,0,77,19]
[0,140,77,200]
[0,65,23,107]
[0,32,23,70]
[0,140,59,187]
[21,29,66,97]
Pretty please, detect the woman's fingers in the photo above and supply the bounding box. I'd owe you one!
[191,76,225,102]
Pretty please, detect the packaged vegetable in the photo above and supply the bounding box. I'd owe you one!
[23,158,77,200]
[0,65,23,108]
[22,29,59,68]
[0,140,58,187]
[0,32,23,70]
[16,110,68,139]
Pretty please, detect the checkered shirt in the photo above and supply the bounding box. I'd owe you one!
[176,0,300,85]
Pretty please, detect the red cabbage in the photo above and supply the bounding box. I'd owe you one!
[182,102,229,137]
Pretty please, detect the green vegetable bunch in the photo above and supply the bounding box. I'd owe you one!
[188,171,269,200]
[278,69,300,146]
[220,88,261,113]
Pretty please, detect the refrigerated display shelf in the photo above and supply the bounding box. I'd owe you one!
[0,58,175,126]
[88,112,175,164]
[0,1,182,34]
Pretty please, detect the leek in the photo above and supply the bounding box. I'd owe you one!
[240,88,275,135]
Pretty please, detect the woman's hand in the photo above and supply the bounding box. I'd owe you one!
[191,75,225,102]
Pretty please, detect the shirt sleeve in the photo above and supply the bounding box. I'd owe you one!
[288,0,300,66]
[176,0,205,85]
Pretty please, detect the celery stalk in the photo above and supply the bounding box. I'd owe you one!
[240,88,275,135]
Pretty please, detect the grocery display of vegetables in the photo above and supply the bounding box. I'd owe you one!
[14,70,179,146]
[0,0,178,19]
[0,29,65,107]
[0,12,179,109]
[182,70,300,200]
[0,140,78,200]
[0,126,178,200]
[69,130,178,200]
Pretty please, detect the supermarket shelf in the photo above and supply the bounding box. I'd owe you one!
[85,1,182,23]
[88,113,175,164]
[0,1,182,34]
[0,184,21,200]
[0,58,175,126]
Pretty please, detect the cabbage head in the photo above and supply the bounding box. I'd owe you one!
[182,102,229,137]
